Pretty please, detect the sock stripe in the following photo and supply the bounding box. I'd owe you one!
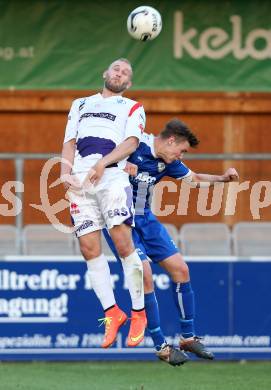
[148,326,161,334]
[177,292,185,318]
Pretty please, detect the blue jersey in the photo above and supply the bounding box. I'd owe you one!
[128,133,191,211]
[103,133,191,263]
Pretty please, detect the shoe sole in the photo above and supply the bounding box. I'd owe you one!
[181,345,214,360]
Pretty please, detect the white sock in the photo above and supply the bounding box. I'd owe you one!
[86,254,116,311]
[121,251,144,310]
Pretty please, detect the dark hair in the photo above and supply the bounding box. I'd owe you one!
[160,119,199,147]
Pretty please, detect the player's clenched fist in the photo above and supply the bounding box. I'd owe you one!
[223,168,239,182]
[124,161,138,177]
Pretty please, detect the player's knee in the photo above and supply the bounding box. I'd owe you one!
[142,260,154,293]
[170,261,190,282]
[110,226,134,257]
[115,241,134,258]
[79,241,100,260]
[180,262,190,280]
[117,246,133,258]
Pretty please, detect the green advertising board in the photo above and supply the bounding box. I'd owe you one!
[0,0,271,91]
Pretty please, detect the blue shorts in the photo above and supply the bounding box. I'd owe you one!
[103,209,179,264]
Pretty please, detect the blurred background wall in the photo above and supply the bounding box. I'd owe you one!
[0,0,270,227]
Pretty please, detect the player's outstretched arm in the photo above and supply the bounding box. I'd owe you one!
[60,139,80,190]
[184,167,239,188]
[89,136,139,185]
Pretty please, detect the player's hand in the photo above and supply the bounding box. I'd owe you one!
[124,161,138,176]
[223,168,239,182]
[60,174,81,191]
[88,160,106,185]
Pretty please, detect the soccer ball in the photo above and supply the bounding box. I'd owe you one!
[127,6,162,41]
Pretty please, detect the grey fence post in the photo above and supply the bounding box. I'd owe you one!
[15,158,24,254]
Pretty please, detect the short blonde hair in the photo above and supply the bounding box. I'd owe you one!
[108,58,133,78]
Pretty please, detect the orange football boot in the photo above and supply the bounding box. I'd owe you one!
[127,309,147,347]
[99,305,128,348]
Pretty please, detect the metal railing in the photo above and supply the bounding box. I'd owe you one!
[1,152,271,254]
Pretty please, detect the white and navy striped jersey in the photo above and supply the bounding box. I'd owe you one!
[129,133,191,211]
[64,93,145,173]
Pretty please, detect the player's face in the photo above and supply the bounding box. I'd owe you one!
[103,61,132,93]
[162,138,190,163]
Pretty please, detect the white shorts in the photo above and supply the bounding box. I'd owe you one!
[68,168,134,237]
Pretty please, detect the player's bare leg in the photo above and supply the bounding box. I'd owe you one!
[110,224,147,347]
[160,253,214,360]
[79,230,127,348]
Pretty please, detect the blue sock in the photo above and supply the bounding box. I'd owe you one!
[145,292,166,350]
[172,281,195,339]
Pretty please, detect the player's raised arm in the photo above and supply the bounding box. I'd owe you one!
[88,136,139,184]
[153,119,239,187]
[60,139,80,190]
[60,99,80,190]
[89,102,145,184]
[95,136,139,169]
[183,167,239,188]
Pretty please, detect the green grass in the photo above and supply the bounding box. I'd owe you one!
[0,361,270,390]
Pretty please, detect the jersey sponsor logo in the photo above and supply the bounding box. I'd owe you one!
[116,98,126,104]
[70,203,80,215]
[79,112,116,122]
[136,247,145,256]
[76,220,94,234]
[134,173,156,185]
[79,99,86,111]
[171,239,178,249]
[107,207,129,218]
[158,162,166,172]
